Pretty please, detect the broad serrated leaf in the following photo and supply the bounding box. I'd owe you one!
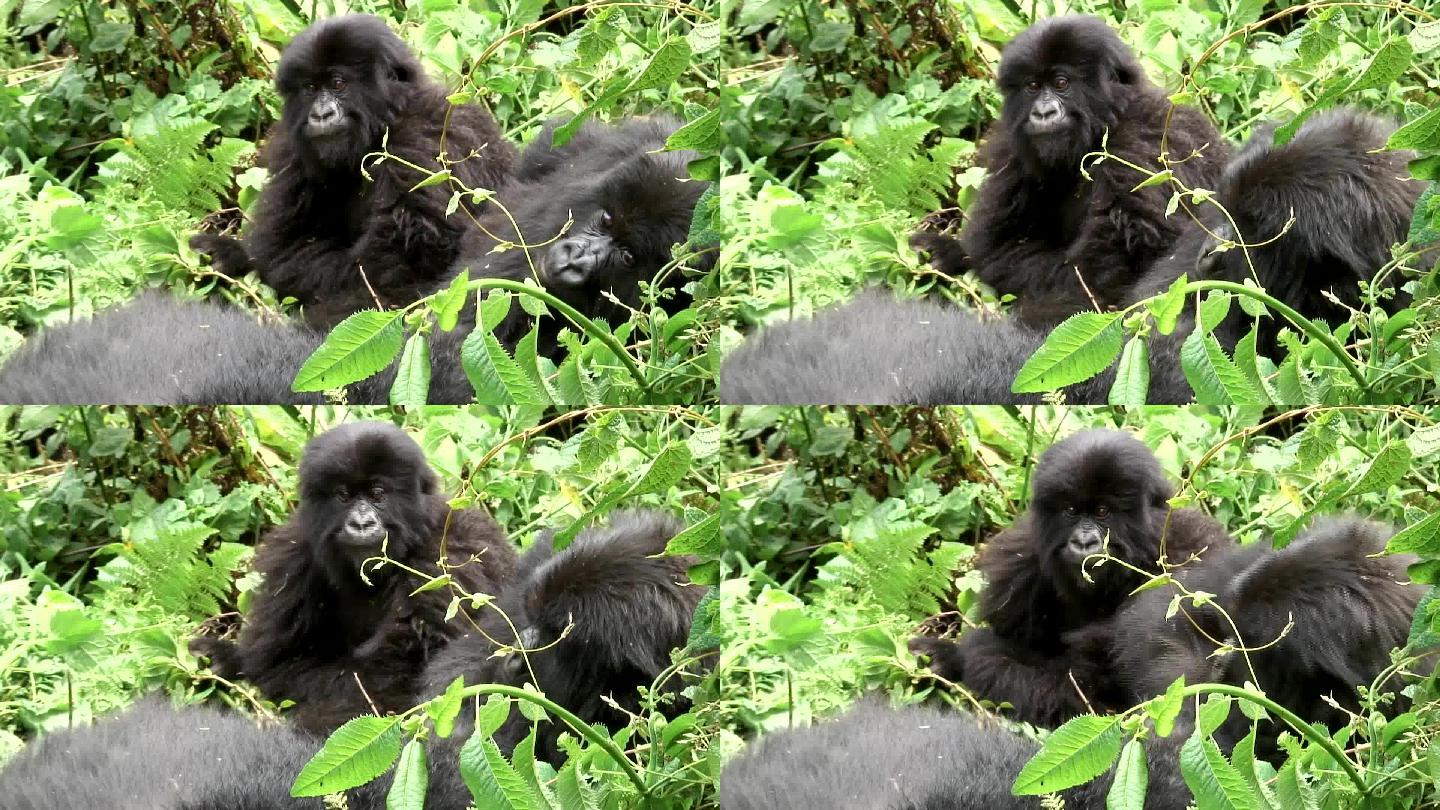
[627,442,692,498]
[1108,336,1150,404]
[1012,715,1125,795]
[459,729,541,810]
[1150,676,1187,737]
[1180,328,1264,405]
[291,715,404,796]
[427,676,467,739]
[293,311,406,391]
[1179,731,1260,810]
[389,333,432,406]
[1385,512,1440,555]
[1342,441,1411,499]
[1107,738,1149,810]
[665,109,721,154]
[1012,313,1125,393]
[386,739,429,810]
[665,513,721,556]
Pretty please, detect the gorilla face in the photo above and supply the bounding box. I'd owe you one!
[1031,430,1172,603]
[276,15,422,172]
[537,149,711,320]
[997,16,1142,174]
[297,422,439,566]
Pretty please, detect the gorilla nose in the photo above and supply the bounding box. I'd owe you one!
[1068,526,1104,556]
[547,238,598,286]
[1030,97,1063,125]
[345,512,381,540]
[308,99,342,132]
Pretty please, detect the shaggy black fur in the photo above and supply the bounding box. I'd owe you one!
[910,430,1232,727]
[433,116,713,363]
[417,510,704,765]
[190,15,516,328]
[720,703,1192,810]
[1110,517,1423,756]
[189,422,517,735]
[0,294,328,404]
[0,699,350,809]
[724,108,1425,405]
[912,15,1229,326]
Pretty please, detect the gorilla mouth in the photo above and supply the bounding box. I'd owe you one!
[339,524,387,548]
[306,120,348,139]
[1026,119,1070,137]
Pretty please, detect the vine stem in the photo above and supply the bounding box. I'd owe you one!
[1177,682,1367,795]
[1183,279,1368,389]
[467,278,652,393]
[458,682,649,795]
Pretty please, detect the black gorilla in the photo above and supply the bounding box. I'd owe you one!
[722,108,1425,405]
[417,510,704,764]
[0,700,351,809]
[911,15,1229,326]
[910,430,1232,727]
[0,120,711,404]
[434,116,713,361]
[1110,517,1424,756]
[190,422,518,735]
[720,703,1192,810]
[190,14,517,328]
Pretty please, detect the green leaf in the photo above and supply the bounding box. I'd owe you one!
[1150,274,1188,334]
[291,716,404,796]
[1108,336,1150,404]
[625,37,692,94]
[426,676,467,739]
[1180,328,1264,406]
[1390,108,1440,151]
[628,442,693,498]
[1342,441,1410,499]
[1150,677,1186,737]
[430,269,470,332]
[409,170,452,191]
[461,317,546,407]
[665,513,721,556]
[665,109,721,154]
[1179,731,1260,810]
[1385,512,1440,555]
[293,311,406,391]
[477,694,512,737]
[389,333,432,406]
[1012,313,1125,393]
[1106,738,1149,810]
[1012,715,1125,795]
[386,739,429,810]
[459,728,541,810]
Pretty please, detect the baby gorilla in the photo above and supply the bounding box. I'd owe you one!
[430,116,714,364]
[721,703,1192,810]
[190,14,516,328]
[190,422,518,735]
[912,15,1229,326]
[417,510,705,766]
[1110,517,1424,758]
[910,430,1232,727]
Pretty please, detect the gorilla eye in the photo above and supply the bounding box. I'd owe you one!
[1063,506,1076,517]
[302,81,317,93]
[335,486,353,503]
[1025,81,1041,94]
[1054,75,1070,91]
[330,75,347,92]
[599,210,614,229]
[1095,504,1110,518]
[368,485,386,502]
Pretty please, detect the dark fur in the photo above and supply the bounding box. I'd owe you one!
[913,16,1229,325]
[721,703,1191,810]
[725,109,1424,405]
[0,699,346,809]
[1128,108,1424,354]
[417,510,704,765]
[911,431,1232,727]
[434,116,713,364]
[1111,517,1423,756]
[0,294,328,404]
[190,15,516,328]
[190,422,517,735]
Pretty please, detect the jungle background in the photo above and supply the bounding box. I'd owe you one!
[0,0,721,405]
[718,404,1440,807]
[719,0,1440,405]
[0,403,723,807]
